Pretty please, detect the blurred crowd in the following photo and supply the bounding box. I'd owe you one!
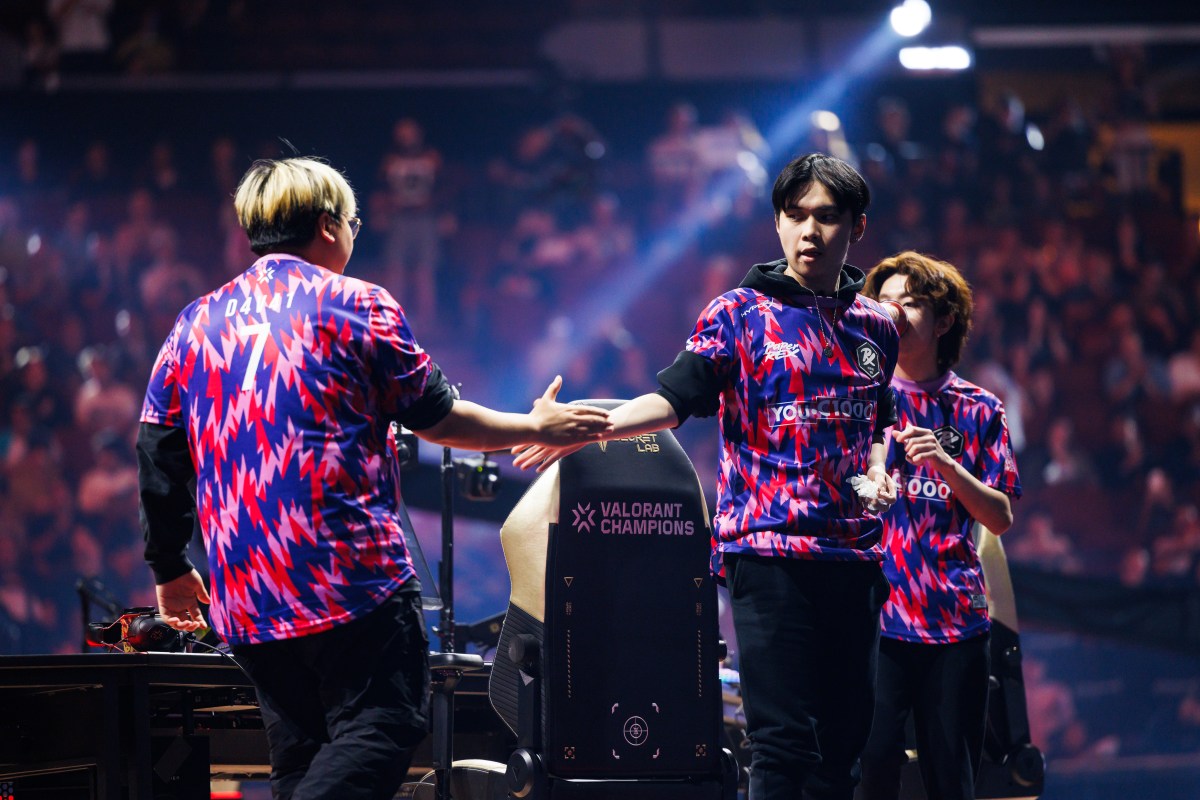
[0,0,567,86]
[1,40,1199,663]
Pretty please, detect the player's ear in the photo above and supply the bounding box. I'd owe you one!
[851,214,866,243]
[317,212,338,243]
[935,313,955,337]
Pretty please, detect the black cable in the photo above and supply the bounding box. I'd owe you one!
[186,635,255,684]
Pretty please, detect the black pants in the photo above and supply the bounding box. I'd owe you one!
[858,634,991,800]
[231,590,430,800]
[727,554,890,800]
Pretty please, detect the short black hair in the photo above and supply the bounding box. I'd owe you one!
[771,153,870,220]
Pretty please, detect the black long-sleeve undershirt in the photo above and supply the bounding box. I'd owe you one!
[137,422,199,585]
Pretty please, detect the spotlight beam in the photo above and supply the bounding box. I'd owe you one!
[497,22,903,407]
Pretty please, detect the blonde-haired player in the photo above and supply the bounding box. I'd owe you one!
[139,156,610,799]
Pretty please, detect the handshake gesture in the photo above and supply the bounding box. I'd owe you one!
[525,376,612,445]
[512,377,605,470]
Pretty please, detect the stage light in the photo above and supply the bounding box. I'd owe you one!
[890,0,932,38]
[898,45,971,71]
[495,19,904,406]
[811,110,841,132]
[1026,123,1045,151]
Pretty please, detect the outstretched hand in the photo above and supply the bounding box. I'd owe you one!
[512,376,611,471]
[512,441,587,472]
[155,569,211,633]
[528,376,613,445]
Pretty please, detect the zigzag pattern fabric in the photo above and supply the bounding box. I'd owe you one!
[683,287,900,579]
[881,372,1022,643]
[142,255,431,645]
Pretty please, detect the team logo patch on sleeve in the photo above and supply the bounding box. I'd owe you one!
[933,424,965,458]
[855,341,883,379]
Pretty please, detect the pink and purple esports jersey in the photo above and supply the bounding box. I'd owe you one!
[662,261,900,578]
[880,372,1022,644]
[141,255,442,645]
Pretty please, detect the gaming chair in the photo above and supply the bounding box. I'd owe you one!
[434,400,738,799]
[973,527,1045,799]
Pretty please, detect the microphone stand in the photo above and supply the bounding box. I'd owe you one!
[429,385,484,800]
[439,441,456,654]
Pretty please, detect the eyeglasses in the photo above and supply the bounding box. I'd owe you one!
[347,216,362,239]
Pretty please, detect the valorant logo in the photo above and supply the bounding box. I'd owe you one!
[572,502,596,532]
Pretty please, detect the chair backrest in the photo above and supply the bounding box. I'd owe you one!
[974,525,1045,795]
[490,400,723,780]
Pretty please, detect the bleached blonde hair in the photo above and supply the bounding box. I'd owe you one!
[233,157,357,255]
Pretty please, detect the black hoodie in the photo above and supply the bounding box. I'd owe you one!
[739,258,867,304]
